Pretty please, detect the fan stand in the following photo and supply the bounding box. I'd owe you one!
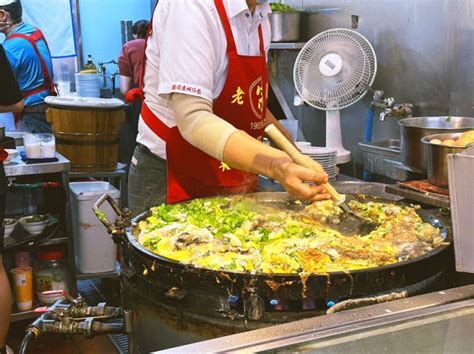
[326,110,351,164]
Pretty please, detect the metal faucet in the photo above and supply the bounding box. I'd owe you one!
[370,90,413,121]
[19,291,131,354]
[379,103,414,121]
[98,60,119,94]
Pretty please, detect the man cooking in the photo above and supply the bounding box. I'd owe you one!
[0,0,55,133]
[128,0,330,215]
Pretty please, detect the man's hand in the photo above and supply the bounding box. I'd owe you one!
[270,156,331,201]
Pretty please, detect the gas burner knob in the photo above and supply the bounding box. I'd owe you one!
[228,295,239,304]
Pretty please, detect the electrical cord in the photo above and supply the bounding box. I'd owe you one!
[19,331,36,354]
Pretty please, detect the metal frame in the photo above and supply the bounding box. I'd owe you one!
[71,0,83,70]
[268,44,307,141]
[8,153,78,322]
[158,284,474,353]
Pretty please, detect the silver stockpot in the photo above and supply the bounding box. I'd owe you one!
[398,116,474,171]
[268,12,302,42]
[421,133,469,187]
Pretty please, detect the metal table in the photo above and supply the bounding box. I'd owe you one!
[4,152,70,177]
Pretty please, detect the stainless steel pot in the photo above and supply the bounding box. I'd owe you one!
[421,133,468,187]
[268,12,302,42]
[398,116,474,171]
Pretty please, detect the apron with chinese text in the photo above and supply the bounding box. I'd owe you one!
[140,0,268,204]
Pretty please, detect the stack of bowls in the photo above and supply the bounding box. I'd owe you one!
[300,146,338,181]
[75,73,101,98]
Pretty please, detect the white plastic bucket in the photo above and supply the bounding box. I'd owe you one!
[70,182,120,274]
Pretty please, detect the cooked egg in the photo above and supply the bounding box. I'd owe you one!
[442,139,456,146]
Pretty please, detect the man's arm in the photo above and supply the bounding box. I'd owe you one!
[119,76,133,96]
[0,45,23,112]
[0,100,24,113]
[171,93,330,201]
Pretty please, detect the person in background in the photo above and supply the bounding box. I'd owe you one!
[128,0,330,216]
[0,43,24,354]
[118,20,150,166]
[0,0,55,134]
[118,20,149,96]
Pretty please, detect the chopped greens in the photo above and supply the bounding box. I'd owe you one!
[270,2,301,12]
[138,197,443,274]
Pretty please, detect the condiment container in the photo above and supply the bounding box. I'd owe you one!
[38,134,56,158]
[14,251,31,268]
[23,134,56,159]
[23,134,41,159]
[10,267,34,311]
[34,251,69,304]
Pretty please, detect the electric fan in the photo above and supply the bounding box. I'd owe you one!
[293,28,377,164]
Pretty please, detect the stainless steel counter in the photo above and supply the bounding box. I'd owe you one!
[4,150,70,177]
[158,285,474,354]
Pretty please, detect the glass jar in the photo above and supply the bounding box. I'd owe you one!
[34,251,69,304]
[22,189,38,216]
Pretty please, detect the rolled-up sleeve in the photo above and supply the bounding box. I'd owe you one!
[157,1,219,102]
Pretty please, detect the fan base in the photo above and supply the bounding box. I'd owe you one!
[333,149,351,164]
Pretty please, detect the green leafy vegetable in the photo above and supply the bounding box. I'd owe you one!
[25,214,47,223]
[270,2,301,12]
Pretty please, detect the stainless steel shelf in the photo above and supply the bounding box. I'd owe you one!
[37,237,69,247]
[4,151,70,177]
[76,262,121,280]
[11,309,38,322]
[68,163,127,178]
[270,42,305,50]
[10,303,43,323]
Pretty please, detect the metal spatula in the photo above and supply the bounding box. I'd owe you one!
[265,124,376,236]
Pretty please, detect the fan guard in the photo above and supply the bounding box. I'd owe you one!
[294,28,377,110]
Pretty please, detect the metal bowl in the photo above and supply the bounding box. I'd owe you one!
[268,12,302,42]
[399,116,474,171]
[421,132,469,187]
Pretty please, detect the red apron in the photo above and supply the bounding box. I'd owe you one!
[6,28,56,124]
[140,0,268,204]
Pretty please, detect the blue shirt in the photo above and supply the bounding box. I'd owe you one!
[3,23,54,106]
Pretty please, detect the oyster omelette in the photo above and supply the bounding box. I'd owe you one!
[138,197,444,274]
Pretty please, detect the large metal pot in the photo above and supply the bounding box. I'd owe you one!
[398,116,474,171]
[268,12,302,42]
[421,133,468,187]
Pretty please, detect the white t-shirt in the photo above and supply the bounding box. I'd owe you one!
[137,0,272,159]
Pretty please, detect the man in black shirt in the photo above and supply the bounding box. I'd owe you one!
[0,46,23,113]
[0,43,23,354]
